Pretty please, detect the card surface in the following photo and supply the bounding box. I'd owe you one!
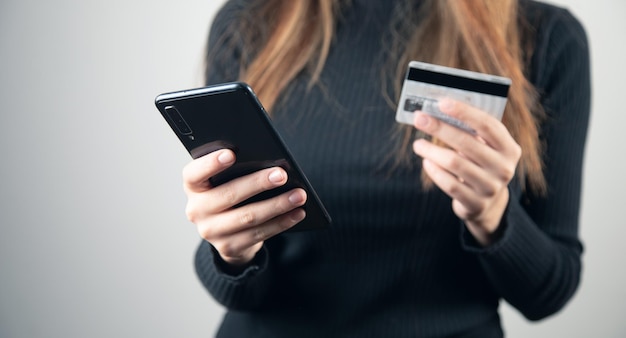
[395,61,511,133]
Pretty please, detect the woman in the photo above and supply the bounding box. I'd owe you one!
[183,0,590,336]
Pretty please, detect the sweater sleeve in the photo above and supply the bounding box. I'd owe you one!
[194,0,275,311]
[461,8,591,320]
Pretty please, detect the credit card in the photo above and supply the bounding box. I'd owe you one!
[395,61,511,133]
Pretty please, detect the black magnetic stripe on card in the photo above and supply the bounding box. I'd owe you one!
[407,67,509,97]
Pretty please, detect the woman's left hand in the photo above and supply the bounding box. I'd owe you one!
[412,99,521,246]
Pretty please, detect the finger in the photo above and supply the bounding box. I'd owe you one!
[412,105,487,150]
[201,188,307,238]
[214,208,307,263]
[414,107,490,154]
[183,149,236,193]
[413,139,500,197]
[201,166,289,213]
[435,99,514,152]
[421,159,484,212]
[413,112,519,182]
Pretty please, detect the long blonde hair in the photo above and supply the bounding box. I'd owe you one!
[214,0,546,193]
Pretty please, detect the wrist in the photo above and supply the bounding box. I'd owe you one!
[212,244,267,277]
[464,189,509,246]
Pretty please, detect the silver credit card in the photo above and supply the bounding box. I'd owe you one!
[395,61,511,133]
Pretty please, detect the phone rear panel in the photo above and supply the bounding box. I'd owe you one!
[155,82,330,231]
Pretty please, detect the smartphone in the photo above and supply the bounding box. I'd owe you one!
[154,82,331,231]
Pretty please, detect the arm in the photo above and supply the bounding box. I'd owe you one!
[462,9,591,320]
[192,0,300,311]
[195,238,273,310]
[411,8,590,320]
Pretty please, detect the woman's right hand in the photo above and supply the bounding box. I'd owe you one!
[183,148,307,267]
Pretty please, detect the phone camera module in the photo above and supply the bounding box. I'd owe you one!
[164,106,193,135]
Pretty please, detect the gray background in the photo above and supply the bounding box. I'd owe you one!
[0,0,623,337]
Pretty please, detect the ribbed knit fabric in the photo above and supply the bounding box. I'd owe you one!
[194,0,591,337]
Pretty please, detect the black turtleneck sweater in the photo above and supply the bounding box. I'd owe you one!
[194,1,591,337]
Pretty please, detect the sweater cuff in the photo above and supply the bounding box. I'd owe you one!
[211,244,269,281]
[195,240,273,309]
[460,194,555,280]
[459,208,511,254]
[459,187,512,253]
[460,193,552,263]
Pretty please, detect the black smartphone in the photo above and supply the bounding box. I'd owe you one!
[154,82,331,231]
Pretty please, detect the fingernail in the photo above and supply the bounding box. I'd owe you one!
[288,191,305,204]
[414,113,429,128]
[438,99,454,112]
[217,151,234,164]
[413,139,424,152]
[268,170,284,184]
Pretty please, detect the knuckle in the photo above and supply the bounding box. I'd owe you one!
[480,122,494,135]
[476,199,489,213]
[217,186,238,206]
[185,207,197,224]
[238,210,257,227]
[198,225,215,241]
[446,180,462,196]
[185,201,201,224]
[464,199,484,216]
[499,165,516,182]
[215,241,239,258]
[483,181,500,197]
[252,227,266,242]
[444,155,463,172]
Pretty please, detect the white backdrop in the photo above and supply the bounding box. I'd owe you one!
[0,0,624,337]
